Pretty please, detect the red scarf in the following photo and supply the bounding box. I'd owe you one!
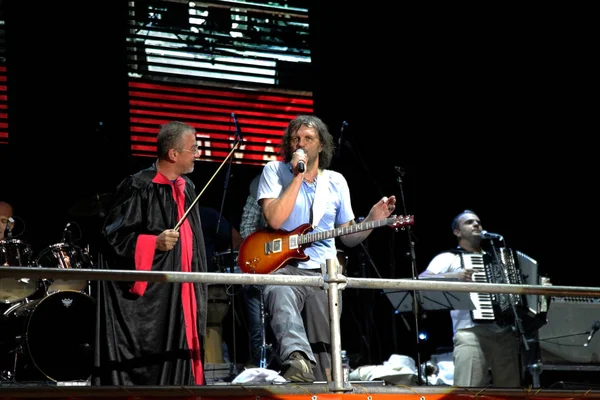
[132,173,204,384]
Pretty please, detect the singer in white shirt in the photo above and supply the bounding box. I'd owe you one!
[256,115,397,382]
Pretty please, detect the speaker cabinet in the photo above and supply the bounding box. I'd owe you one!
[537,298,600,364]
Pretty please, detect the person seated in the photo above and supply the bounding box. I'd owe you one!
[0,201,15,241]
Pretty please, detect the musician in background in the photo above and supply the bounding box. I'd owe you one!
[257,115,396,382]
[239,173,269,368]
[419,209,521,388]
[0,201,14,240]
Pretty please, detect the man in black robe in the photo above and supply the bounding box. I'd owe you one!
[93,121,208,385]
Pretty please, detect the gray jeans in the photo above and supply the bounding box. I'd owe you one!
[264,265,341,381]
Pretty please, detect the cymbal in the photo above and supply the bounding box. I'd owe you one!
[69,193,114,217]
[0,278,38,304]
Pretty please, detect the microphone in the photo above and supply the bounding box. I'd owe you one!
[231,112,243,140]
[62,222,72,244]
[295,148,305,173]
[393,166,405,176]
[4,217,14,238]
[96,193,107,218]
[584,321,600,347]
[337,121,348,156]
[480,230,504,241]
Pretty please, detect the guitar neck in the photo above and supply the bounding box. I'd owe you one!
[299,217,397,245]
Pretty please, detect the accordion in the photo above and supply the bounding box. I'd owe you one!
[463,249,547,333]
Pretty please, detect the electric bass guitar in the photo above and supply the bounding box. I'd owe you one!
[237,215,414,274]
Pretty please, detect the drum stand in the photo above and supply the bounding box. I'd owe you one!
[2,335,25,383]
[258,286,272,368]
[0,348,16,383]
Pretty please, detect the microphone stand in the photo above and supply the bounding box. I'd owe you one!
[216,141,238,376]
[528,331,593,344]
[3,218,12,240]
[359,243,382,279]
[393,166,424,385]
[356,218,382,365]
[487,242,529,385]
[216,113,243,242]
[337,131,396,365]
[214,113,243,375]
[172,114,243,377]
[215,142,234,245]
[339,139,385,198]
[526,325,599,387]
[355,217,383,279]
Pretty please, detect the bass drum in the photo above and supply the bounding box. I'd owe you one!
[205,285,230,364]
[212,250,239,273]
[2,291,95,382]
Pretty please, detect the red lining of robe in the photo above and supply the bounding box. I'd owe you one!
[130,172,203,384]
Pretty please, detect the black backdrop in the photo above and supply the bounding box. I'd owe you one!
[0,2,596,369]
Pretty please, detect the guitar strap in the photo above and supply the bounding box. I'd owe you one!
[311,169,330,229]
[311,169,344,275]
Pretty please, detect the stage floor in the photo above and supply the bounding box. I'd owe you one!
[2,382,600,400]
[3,361,600,400]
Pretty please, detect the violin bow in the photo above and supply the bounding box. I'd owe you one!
[174,139,242,232]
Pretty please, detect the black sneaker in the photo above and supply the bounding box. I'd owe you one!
[280,351,315,382]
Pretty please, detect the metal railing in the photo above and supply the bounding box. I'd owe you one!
[2,263,599,393]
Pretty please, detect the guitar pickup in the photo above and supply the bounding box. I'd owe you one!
[289,234,298,250]
[265,238,282,254]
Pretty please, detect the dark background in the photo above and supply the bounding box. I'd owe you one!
[0,2,597,370]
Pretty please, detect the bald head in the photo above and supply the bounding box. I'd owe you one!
[0,201,14,240]
[0,201,13,218]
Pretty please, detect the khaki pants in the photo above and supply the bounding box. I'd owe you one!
[453,325,521,387]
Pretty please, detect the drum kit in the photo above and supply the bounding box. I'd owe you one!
[0,222,95,383]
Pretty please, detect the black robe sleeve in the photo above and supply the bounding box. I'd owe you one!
[93,166,208,386]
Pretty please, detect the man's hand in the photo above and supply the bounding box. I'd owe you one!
[156,229,180,251]
[368,195,397,221]
[453,269,474,281]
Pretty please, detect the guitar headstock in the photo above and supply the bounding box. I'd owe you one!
[391,215,414,228]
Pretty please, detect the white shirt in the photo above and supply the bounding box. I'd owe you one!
[424,250,510,334]
[258,161,354,269]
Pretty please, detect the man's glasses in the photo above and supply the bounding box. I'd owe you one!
[178,145,199,154]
